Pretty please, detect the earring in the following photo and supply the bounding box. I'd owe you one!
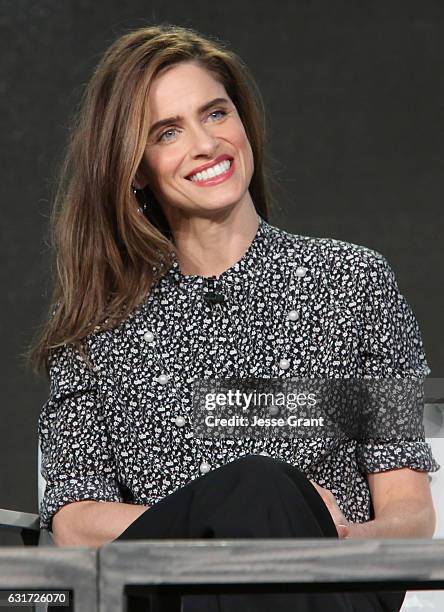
[133,186,148,214]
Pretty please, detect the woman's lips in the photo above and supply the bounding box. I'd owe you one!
[186,159,235,187]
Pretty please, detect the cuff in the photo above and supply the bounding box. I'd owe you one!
[39,475,124,532]
[356,440,441,475]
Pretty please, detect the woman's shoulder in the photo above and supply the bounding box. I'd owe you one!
[266,221,392,275]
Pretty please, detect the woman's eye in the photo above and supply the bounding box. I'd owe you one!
[158,128,177,143]
[157,110,227,143]
[209,109,227,121]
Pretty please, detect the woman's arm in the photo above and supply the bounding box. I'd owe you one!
[347,467,436,538]
[312,467,436,538]
[52,500,150,548]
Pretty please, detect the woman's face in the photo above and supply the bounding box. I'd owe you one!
[138,61,255,219]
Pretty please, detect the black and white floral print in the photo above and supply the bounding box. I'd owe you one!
[38,215,440,531]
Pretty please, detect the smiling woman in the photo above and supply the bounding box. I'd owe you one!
[132,60,258,275]
[25,22,438,612]
[24,23,271,366]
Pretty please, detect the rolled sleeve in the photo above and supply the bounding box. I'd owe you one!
[356,252,440,475]
[38,342,123,532]
[356,439,439,474]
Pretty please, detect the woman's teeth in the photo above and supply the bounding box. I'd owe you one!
[189,159,231,182]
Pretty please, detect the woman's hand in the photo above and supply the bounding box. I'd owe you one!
[309,480,350,539]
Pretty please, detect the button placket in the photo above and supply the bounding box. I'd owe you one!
[275,259,308,374]
[275,258,309,463]
[143,279,218,476]
[140,295,192,432]
[199,278,234,475]
[141,330,171,386]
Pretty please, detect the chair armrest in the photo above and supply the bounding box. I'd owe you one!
[0,508,39,532]
[0,508,50,546]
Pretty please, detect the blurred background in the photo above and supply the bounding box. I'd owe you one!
[1,0,443,557]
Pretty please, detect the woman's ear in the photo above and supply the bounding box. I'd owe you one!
[133,173,148,191]
[133,159,151,190]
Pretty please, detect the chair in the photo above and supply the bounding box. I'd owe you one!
[0,444,60,612]
[0,442,53,546]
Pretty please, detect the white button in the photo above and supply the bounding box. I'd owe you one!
[287,310,300,321]
[143,331,155,342]
[200,461,211,474]
[175,416,186,427]
[295,266,308,277]
[157,374,170,385]
[279,359,290,370]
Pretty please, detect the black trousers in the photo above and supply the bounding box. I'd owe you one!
[116,455,406,612]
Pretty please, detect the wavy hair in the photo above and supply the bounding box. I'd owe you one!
[24,23,275,377]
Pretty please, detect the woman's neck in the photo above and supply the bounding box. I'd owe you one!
[168,200,260,278]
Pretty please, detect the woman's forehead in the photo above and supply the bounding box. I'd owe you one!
[148,63,227,112]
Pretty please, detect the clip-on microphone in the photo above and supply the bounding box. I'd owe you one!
[202,278,225,305]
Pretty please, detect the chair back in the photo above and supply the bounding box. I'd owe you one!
[38,442,46,510]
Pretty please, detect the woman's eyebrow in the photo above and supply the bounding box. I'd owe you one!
[148,97,230,137]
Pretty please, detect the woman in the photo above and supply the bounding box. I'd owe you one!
[27,23,439,612]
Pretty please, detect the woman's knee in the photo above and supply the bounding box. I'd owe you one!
[220,454,307,488]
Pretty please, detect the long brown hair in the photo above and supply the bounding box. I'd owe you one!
[23,23,275,378]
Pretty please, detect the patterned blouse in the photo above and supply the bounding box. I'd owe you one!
[38,215,440,532]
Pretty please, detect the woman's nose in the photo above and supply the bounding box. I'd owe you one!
[188,124,218,155]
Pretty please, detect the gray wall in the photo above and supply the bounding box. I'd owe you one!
[1,0,443,545]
